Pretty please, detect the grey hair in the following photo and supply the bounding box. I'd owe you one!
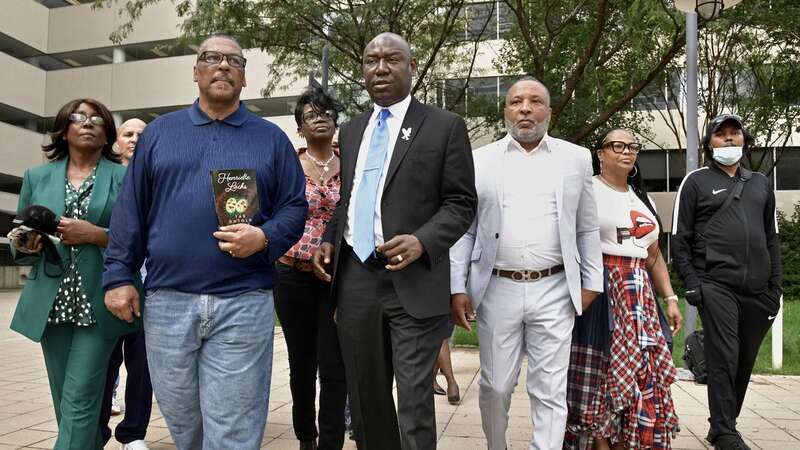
[507,76,551,106]
[198,33,243,54]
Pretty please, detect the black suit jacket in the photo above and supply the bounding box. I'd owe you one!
[323,98,477,319]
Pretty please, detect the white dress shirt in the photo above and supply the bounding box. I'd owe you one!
[344,95,413,247]
[494,134,564,271]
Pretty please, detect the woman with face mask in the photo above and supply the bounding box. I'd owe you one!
[671,114,782,450]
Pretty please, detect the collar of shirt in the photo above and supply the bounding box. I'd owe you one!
[370,94,412,124]
[188,99,249,127]
[503,132,551,155]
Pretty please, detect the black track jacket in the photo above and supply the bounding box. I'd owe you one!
[671,164,782,303]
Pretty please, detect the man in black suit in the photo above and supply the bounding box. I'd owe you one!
[312,32,477,450]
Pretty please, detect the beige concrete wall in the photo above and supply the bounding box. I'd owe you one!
[44,51,307,115]
[1,0,49,52]
[0,52,46,116]
[47,1,183,53]
[0,192,20,212]
[0,122,46,178]
[45,64,113,115]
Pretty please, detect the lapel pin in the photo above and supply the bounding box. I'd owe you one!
[401,127,412,141]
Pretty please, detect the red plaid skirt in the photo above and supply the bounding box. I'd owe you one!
[564,255,679,449]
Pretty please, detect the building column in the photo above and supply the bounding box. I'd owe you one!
[113,48,126,64]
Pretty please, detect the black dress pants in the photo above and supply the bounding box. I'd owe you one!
[99,330,153,444]
[336,249,447,450]
[275,263,347,449]
[699,281,777,443]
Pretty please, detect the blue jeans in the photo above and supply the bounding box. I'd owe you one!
[143,288,275,450]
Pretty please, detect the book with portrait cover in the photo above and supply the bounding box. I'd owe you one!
[210,169,259,226]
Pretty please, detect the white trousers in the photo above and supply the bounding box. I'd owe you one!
[477,272,575,450]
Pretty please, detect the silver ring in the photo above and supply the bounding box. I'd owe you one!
[396,254,404,263]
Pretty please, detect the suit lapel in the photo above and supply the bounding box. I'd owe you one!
[43,158,68,219]
[86,157,111,226]
[382,98,427,193]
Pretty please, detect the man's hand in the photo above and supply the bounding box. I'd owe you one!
[8,227,42,254]
[105,285,140,323]
[451,293,475,332]
[213,224,267,258]
[581,289,600,312]
[58,217,103,246]
[666,300,683,334]
[312,242,334,282]
[378,234,424,271]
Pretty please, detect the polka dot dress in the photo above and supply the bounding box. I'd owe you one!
[48,168,97,327]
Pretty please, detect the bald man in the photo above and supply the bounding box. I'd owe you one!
[313,32,476,450]
[98,117,152,450]
[114,118,146,166]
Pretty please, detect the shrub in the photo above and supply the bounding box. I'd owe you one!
[778,202,800,300]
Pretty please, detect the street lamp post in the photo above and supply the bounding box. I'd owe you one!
[673,0,742,337]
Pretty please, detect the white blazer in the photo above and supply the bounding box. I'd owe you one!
[450,134,603,314]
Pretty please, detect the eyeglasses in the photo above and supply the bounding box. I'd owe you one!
[603,141,642,154]
[198,51,247,69]
[68,113,105,126]
[301,110,335,123]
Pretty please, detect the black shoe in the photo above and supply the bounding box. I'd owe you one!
[714,434,751,450]
[300,440,317,450]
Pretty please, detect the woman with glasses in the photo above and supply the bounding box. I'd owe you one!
[564,128,682,450]
[274,87,347,450]
[7,98,142,449]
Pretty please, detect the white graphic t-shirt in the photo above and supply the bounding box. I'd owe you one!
[593,176,660,259]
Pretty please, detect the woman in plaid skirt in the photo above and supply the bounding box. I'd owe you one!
[564,129,683,450]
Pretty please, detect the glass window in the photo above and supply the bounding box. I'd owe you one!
[464,2,498,40]
[638,150,668,192]
[498,2,513,38]
[443,78,467,115]
[776,148,800,190]
[667,151,688,192]
[632,78,667,111]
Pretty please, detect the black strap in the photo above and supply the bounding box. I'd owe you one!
[707,168,752,229]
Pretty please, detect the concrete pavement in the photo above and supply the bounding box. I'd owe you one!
[0,289,798,449]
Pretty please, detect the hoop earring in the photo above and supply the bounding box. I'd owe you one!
[628,165,638,178]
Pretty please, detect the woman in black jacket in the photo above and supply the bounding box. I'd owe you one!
[671,114,782,450]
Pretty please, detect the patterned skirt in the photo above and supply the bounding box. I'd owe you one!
[564,255,679,449]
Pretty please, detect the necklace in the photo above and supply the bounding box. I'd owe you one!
[309,163,327,184]
[598,174,628,193]
[305,151,336,173]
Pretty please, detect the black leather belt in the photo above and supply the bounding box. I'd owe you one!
[345,243,388,270]
[492,264,565,282]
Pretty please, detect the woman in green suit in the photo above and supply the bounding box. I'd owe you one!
[7,98,142,450]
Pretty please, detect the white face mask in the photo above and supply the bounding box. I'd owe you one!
[712,146,743,166]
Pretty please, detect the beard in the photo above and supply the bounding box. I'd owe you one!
[506,117,549,145]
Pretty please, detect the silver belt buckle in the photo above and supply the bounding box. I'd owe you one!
[510,270,542,282]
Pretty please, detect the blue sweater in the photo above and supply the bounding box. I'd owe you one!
[103,101,308,296]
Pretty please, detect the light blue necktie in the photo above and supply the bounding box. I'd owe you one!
[353,108,391,262]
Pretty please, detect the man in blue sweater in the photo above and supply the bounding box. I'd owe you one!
[103,34,307,450]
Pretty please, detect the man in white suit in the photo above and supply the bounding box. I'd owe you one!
[450,77,603,450]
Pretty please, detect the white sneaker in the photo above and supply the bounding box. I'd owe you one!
[110,396,123,415]
[121,440,149,450]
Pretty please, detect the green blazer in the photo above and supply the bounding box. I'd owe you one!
[10,156,143,342]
